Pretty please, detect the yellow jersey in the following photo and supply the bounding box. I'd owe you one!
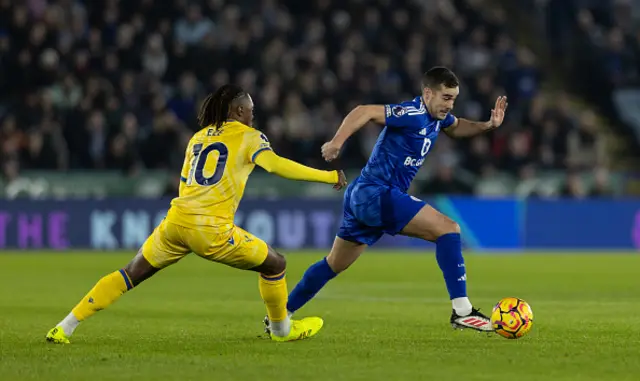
[166,121,271,231]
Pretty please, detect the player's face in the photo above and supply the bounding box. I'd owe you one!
[237,95,255,126]
[424,85,459,120]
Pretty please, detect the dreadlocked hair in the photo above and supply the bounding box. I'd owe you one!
[197,84,246,129]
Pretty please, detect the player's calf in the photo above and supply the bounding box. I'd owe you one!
[325,237,365,274]
[123,251,160,286]
[401,204,488,328]
[287,237,366,315]
[263,238,365,335]
[251,247,291,337]
[46,251,159,343]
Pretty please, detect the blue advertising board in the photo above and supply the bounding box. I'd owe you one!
[0,197,638,251]
[523,199,640,249]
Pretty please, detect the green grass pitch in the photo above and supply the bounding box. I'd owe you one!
[1,251,639,381]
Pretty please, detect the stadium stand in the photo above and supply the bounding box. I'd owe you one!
[0,0,634,198]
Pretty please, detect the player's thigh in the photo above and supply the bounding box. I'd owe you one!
[379,188,429,236]
[326,236,367,273]
[400,203,460,242]
[198,226,270,272]
[337,185,385,246]
[140,220,191,270]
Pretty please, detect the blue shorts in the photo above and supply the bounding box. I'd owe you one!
[337,180,426,246]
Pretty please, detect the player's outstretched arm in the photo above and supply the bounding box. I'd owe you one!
[443,96,508,138]
[321,105,385,161]
[254,149,347,189]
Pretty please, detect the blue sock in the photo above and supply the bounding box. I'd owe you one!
[287,257,337,313]
[435,233,467,299]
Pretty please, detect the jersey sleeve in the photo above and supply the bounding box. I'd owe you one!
[384,104,421,128]
[441,113,456,129]
[254,150,338,184]
[247,131,273,163]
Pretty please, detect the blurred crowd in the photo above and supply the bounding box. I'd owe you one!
[542,0,640,127]
[0,0,622,197]
[545,0,640,88]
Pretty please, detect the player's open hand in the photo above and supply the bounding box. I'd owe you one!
[489,96,508,128]
[321,140,341,162]
[333,170,347,190]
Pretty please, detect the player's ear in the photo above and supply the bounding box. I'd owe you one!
[422,87,432,100]
[234,104,244,118]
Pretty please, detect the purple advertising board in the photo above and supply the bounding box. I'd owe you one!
[0,199,419,250]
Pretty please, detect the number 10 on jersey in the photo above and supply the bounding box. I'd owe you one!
[186,142,229,186]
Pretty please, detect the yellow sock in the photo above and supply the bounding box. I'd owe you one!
[71,269,133,321]
[259,271,288,322]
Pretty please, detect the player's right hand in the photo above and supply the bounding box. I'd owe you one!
[333,170,347,190]
[321,140,341,162]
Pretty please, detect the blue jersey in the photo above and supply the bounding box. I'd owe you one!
[359,96,456,192]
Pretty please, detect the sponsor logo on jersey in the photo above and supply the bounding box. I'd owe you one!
[419,128,427,136]
[403,156,425,167]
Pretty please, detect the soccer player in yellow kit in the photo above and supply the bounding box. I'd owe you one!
[45,84,346,344]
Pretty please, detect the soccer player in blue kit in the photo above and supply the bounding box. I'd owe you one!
[266,67,508,333]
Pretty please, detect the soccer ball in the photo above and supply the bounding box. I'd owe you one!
[491,297,534,339]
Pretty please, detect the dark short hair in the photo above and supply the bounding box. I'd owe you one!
[421,67,459,90]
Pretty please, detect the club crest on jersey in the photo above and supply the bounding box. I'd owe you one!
[391,105,407,117]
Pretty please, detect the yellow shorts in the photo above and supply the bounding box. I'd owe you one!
[140,219,268,270]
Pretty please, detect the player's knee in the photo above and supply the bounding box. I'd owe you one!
[326,252,348,274]
[271,252,286,274]
[437,220,461,237]
[262,250,286,276]
[326,246,362,274]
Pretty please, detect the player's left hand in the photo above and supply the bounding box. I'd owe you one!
[321,140,341,162]
[489,96,508,129]
[333,170,347,190]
